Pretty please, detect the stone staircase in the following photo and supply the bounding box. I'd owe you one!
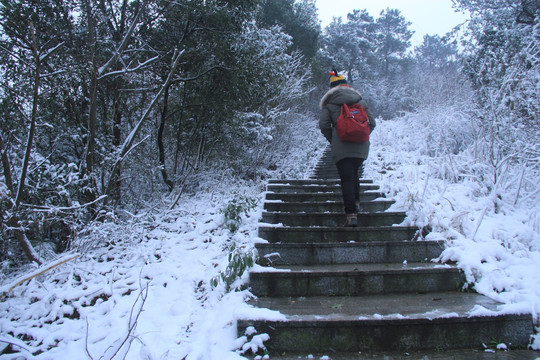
[238,148,533,357]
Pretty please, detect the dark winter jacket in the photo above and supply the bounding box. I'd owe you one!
[319,85,376,164]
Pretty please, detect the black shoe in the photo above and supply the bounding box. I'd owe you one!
[344,213,357,227]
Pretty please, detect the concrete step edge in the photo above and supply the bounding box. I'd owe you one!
[257,225,418,231]
[239,312,531,325]
[261,211,406,216]
[255,240,443,249]
[250,262,459,276]
[268,179,373,184]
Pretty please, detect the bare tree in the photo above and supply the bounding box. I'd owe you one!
[0,22,64,265]
[80,0,150,206]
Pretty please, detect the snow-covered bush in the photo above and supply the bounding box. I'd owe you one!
[0,149,87,268]
[222,194,257,233]
[237,326,270,357]
[368,105,540,329]
[211,243,255,291]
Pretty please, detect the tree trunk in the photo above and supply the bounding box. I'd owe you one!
[81,0,98,205]
[104,49,184,197]
[174,85,188,175]
[1,22,44,265]
[82,0,146,207]
[107,0,128,203]
[16,23,41,208]
[8,216,43,265]
[158,83,174,191]
[110,86,123,202]
[0,134,14,194]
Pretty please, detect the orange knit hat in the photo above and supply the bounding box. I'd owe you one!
[329,69,347,88]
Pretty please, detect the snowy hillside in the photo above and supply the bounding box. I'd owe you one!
[368,110,540,350]
[1,109,539,359]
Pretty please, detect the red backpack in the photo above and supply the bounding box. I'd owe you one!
[336,103,370,142]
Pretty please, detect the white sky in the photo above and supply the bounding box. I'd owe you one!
[315,0,469,46]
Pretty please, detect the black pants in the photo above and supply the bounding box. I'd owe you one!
[336,158,364,214]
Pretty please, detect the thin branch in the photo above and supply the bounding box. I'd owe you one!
[20,195,108,212]
[0,254,80,295]
[0,335,31,352]
[513,166,526,206]
[97,0,148,77]
[41,69,67,78]
[119,135,150,164]
[98,55,159,80]
[472,206,488,241]
[104,48,184,197]
[99,279,149,360]
[519,186,540,203]
[170,65,227,84]
[169,166,194,209]
[85,317,95,360]
[39,41,64,62]
[0,44,33,68]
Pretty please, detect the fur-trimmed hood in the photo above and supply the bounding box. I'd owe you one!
[319,85,363,110]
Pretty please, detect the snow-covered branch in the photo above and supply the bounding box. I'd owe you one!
[39,41,64,62]
[104,48,184,197]
[171,64,229,83]
[0,254,80,295]
[41,69,67,78]
[97,0,147,77]
[98,55,159,80]
[20,195,108,212]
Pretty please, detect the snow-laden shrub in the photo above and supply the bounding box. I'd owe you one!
[211,243,256,292]
[368,104,540,326]
[238,326,270,357]
[221,194,257,233]
[1,150,87,268]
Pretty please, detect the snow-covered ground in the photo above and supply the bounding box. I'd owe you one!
[1,109,539,359]
[0,177,286,360]
[367,109,540,350]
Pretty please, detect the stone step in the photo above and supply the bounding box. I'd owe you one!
[312,163,338,168]
[313,165,338,169]
[267,184,379,194]
[249,262,464,297]
[242,150,535,355]
[311,169,339,175]
[312,172,339,178]
[264,350,540,360]
[256,240,444,265]
[258,225,419,243]
[312,161,335,166]
[265,192,385,203]
[313,161,336,166]
[313,162,335,166]
[312,168,339,173]
[263,200,395,213]
[268,179,372,185]
[312,167,339,173]
[261,211,406,227]
[237,292,533,352]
